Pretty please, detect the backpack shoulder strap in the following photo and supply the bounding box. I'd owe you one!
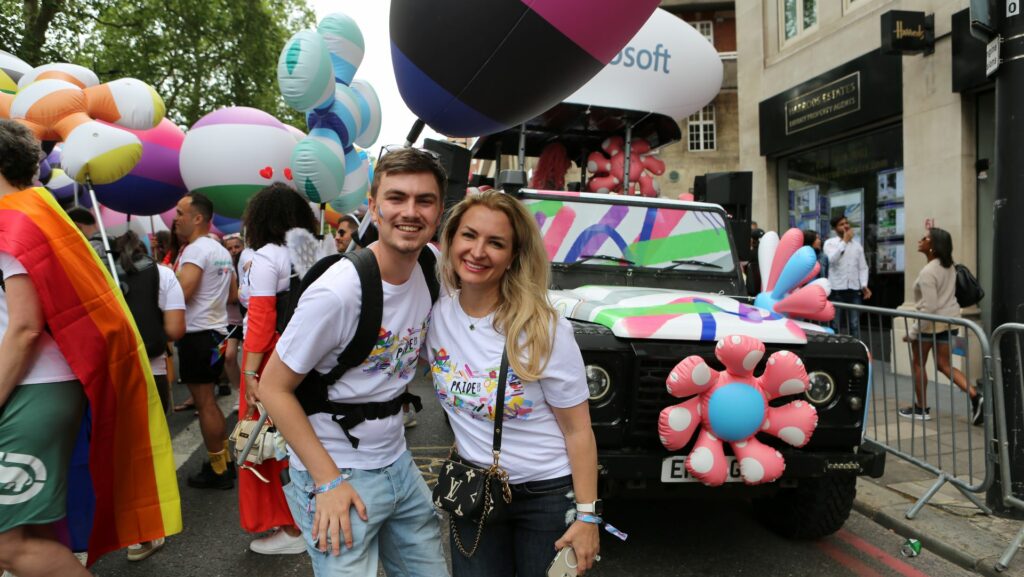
[417,246,440,304]
[323,249,383,382]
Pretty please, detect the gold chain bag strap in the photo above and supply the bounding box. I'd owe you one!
[432,350,512,557]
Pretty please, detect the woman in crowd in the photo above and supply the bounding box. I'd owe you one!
[900,227,983,425]
[425,190,600,576]
[222,233,245,402]
[237,183,317,554]
[802,229,828,279]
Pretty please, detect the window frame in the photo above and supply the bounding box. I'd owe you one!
[779,0,819,46]
[691,20,714,45]
[687,104,717,152]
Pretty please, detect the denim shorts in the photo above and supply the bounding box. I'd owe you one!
[282,450,448,577]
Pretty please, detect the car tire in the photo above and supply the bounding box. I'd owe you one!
[753,475,857,539]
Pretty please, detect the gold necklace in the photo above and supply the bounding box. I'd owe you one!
[457,293,492,331]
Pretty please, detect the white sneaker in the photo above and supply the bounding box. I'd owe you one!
[127,538,165,561]
[403,411,417,428]
[249,529,307,555]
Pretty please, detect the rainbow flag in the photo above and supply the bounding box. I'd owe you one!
[0,188,181,563]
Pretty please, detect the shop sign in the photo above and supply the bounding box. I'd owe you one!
[785,73,860,135]
[881,11,933,54]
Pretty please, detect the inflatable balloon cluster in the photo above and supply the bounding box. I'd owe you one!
[586,136,665,197]
[278,13,382,214]
[0,62,165,185]
[754,229,835,322]
[0,50,31,95]
[658,334,818,486]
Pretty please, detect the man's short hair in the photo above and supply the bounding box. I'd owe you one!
[370,147,447,199]
[188,192,215,223]
[0,119,41,190]
[339,214,358,229]
[67,206,97,226]
[830,215,847,229]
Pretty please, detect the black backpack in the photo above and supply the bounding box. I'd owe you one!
[116,256,166,359]
[289,247,440,449]
[954,263,985,308]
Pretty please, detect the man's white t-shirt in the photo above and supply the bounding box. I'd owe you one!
[178,236,232,334]
[0,251,76,386]
[276,250,433,470]
[243,244,290,340]
[425,293,589,484]
[150,265,185,376]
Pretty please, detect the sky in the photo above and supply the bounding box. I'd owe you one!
[307,0,443,149]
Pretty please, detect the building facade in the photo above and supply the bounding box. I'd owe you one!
[737,1,993,324]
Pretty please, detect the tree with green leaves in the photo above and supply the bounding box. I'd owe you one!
[1,0,315,127]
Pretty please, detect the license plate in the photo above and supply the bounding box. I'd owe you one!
[660,455,743,483]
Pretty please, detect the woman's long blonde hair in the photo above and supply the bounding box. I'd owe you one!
[440,190,557,382]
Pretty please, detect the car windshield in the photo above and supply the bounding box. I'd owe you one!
[522,192,735,273]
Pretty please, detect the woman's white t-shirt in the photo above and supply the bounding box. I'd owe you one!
[150,265,185,376]
[242,244,291,340]
[0,251,76,385]
[425,293,589,484]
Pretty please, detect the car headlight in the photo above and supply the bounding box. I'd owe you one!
[585,365,611,402]
[805,371,836,405]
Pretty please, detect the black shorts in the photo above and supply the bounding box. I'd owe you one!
[176,330,227,384]
[226,325,242,340]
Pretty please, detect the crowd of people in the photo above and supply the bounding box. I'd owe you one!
[0,119,602,577]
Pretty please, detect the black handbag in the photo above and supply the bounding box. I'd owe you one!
[432,350,512,557]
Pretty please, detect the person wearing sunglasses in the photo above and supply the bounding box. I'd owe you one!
[334,214,359,253]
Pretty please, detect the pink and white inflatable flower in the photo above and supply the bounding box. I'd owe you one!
[657,334,819,486]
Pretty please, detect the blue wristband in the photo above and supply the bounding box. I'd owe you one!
[307,473,351,513]
[576,513,603,525]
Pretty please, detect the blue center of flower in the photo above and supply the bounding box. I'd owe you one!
[707,383,766,442]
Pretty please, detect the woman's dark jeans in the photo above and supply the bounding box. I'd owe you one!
[450,474,574,577]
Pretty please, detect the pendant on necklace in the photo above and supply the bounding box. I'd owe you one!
[469,323,475,330]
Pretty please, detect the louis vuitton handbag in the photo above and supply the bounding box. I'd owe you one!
[432,350,512,557]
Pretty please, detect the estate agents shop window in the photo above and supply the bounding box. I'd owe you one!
[777,125,904,309]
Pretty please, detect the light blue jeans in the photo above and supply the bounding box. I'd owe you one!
[283,450,448,577]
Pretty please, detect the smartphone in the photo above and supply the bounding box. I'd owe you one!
[547,546,578,577]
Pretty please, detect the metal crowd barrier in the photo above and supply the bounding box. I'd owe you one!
[991,323,1024,572]
[830,302,995,519]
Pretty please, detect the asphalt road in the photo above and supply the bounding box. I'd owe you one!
[88,375,974,577]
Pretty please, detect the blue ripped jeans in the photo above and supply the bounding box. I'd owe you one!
[450,474,574,577]
[283,450,448,577]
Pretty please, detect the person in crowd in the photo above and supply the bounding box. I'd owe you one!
[745,228,765,297]
[426,189,600,576]
[67,206,106,256]
[334,214,359,253]
[113,230,186,561]
[236,183,317,555]
[899,228,983,424]
[823,216,871,337]
[802,229,828,279]
[259,147,448,576]
[222,233,245,400]
[174,192,237,489]
[153,230,171,265]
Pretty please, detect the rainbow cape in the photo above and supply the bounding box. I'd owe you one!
[0,188,181,563]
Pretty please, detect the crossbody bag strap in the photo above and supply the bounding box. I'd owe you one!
[490,349,510,459]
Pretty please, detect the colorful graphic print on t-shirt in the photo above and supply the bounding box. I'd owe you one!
[364,320,428,380]
[430,347,534,422]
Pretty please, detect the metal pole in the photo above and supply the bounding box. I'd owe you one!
[623,125,632,195]
[319,202,326,237]
[517,123,527,171]
[989,10,1024,514]
[85,178,120,286]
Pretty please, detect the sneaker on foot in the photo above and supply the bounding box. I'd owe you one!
[250,529,307,555]
[898,405,932,421]
[403,411,417,429]
[127,538,165,561]
[972,393,984,426]
[187,461,233,490]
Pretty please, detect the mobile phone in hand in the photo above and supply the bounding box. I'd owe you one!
[547,546,577,577]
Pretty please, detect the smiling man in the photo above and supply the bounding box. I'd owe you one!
[258,147,449,577]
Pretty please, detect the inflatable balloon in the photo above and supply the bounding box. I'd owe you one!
[0,63,166,184]
[0,50,31,95]
[212,214,242,235]
[45,168,77,201]
[754,229,835,323]
[277,13,382,211]
[92,118,187,216]
[390,0,659,136]
[179,107,297,219]
[658,334,818,486]
[586,136,665,197]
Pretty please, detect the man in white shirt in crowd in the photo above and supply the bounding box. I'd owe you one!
[174,192,237,490]
[824,215,871,338]
[259,148,448,576]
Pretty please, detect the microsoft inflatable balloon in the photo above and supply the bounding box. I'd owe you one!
[390,0,659,137]
[93,119,187,216]
[179,107,297,219]
[658,335,818,486]
[277,13,382,213]
[0,63,165,184]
